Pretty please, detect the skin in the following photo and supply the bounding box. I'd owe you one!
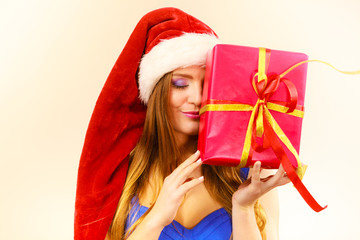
[124,65,291,240]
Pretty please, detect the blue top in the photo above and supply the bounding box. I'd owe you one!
[125,168,249,240]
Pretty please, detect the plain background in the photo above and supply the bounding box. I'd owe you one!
[1,0,359,239]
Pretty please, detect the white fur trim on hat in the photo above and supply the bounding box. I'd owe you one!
[138,33,220,103]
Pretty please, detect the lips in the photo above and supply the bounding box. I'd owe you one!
[182,111,200,119]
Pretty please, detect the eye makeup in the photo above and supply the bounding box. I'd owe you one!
[171,78,189,89]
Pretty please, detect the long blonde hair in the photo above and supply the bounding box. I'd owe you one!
[108,72,266,239]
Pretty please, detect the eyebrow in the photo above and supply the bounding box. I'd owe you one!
[172,73,194,79]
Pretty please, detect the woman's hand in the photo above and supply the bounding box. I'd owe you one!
[148,150,204,228]
[232,161,290,209]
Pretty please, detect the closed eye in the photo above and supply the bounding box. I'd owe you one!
[171,78,189,89]
[172,85,188,89]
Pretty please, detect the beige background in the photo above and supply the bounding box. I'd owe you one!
[1,0,359,239]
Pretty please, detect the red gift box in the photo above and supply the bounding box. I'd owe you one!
[198,44,326,212]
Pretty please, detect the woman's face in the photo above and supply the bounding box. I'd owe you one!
[169,65,205,137]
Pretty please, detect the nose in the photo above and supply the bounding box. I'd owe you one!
[188,81,203,107]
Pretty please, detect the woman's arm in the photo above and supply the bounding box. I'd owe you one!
[256,168,280,239]
[258,188,280,240]
[232,202,263,239]
[232,162,289,240]
[232,189,279,240]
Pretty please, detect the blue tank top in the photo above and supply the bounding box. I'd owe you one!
[125,168,249,240]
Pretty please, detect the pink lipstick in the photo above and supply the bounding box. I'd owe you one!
[182,111,200,119]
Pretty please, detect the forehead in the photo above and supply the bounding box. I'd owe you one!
[172,65,205,78]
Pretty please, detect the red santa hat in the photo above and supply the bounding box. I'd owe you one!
[74,7,219,240]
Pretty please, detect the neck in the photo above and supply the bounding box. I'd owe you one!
[174,132,198,162]
[175,133,202,178]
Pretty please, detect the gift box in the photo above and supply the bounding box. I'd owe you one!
[198,44,326,212]
[199,44,307,169]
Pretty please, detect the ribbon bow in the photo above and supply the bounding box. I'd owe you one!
[252,72,298,138]
[239,48,306,177]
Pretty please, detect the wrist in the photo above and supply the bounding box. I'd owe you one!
[136,216,164,239]
[232,204,253,215]
[145,209,168,229]
[232,198,255,212]
[126,210,165,240]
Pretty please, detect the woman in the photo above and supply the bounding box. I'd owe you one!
[75,7,290,240]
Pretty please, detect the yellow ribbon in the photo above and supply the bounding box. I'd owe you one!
[280,59,360,78]
[199,102,304,118]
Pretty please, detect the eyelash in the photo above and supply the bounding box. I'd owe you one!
[171,84,188,89]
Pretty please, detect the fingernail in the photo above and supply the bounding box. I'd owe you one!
[195,150,200,155]
[198,176,204,181]
[196,159,202,164]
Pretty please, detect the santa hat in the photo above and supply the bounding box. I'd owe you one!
[74,7,219,240]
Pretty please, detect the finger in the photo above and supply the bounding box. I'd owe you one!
[271,165,286,182]
[176,158,203,185]
[279,163,285,172]
[264,164,289,189]
[264,174,290,188]
[277,164,291,185]
[260,175,274,182]
[251,161,261,183]
[277,176,291,186]
[178,176,204,196]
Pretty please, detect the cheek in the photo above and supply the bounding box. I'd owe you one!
[169,90,187,108]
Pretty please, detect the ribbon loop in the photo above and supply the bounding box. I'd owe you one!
[280,78,298,113]
[263,74,280,97]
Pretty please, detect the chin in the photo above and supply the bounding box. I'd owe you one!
[187,129,199,136]
[174,130,199,138]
